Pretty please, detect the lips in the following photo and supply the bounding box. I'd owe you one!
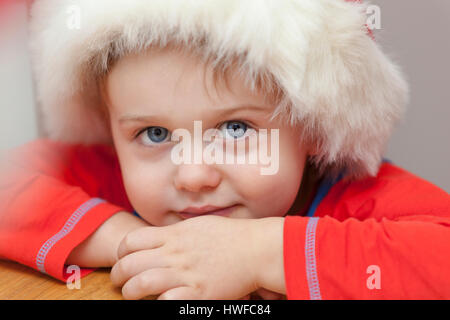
[178,204,238,219]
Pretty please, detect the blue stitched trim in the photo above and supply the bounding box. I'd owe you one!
[305,217,321,300]
[132,210,143,220]
[35,198,105,274]
[306,171,344,218]
[302,158,391,298]
[305,179,333,217]
[305,158,391,218]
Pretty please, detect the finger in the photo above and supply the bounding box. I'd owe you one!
[121,267,183,300]
[239,294,251,300]
[157,286,200,300]
[118,226,165,259]
[111,247,169,287]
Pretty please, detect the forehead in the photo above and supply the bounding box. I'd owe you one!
[104,46,271,116]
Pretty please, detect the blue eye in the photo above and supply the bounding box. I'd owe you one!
[220,121,249,139]
[139,126,171,145]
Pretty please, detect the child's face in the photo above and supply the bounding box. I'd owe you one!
[104,47,310,226]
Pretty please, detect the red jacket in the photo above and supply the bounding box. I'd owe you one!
[1,139,449,299]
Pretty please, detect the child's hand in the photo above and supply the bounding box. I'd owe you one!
[253,288,285,300]
[110,215,285,300]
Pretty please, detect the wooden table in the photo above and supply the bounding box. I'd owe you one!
[0,260,280,300]
[0,260,126,300]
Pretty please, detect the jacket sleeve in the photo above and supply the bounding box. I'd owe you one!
[283,164,450,299]
[0,139,132,282]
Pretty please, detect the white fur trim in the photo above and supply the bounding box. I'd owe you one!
[28,0,408,178]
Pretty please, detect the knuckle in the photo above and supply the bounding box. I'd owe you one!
[116,259,131,277]
[137,273,155,291]
[122,233,134,251]
[180,263,190,271]
[165,240,181,255]
[168,246,181,255]
[122,274,155,300]
[122,286,137,300]
[191,280,203,292]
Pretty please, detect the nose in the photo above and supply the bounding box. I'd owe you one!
[173,163,222,193]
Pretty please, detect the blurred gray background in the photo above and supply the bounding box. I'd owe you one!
[0,1,449,192]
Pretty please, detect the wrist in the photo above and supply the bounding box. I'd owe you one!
[67,211,149,267]
[251,217,286,294]
[106,211,150,265]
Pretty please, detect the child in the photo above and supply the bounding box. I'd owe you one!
[1,0,449,299]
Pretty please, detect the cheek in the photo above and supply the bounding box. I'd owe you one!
[236,132,306,218]
[121,159,171,224]
[234,162,303,218]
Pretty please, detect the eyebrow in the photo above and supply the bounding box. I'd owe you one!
[118,105,270,124]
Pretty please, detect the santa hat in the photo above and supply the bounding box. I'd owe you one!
[27,0,408,179]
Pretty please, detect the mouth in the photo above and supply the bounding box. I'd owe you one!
[178,204,238,219]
